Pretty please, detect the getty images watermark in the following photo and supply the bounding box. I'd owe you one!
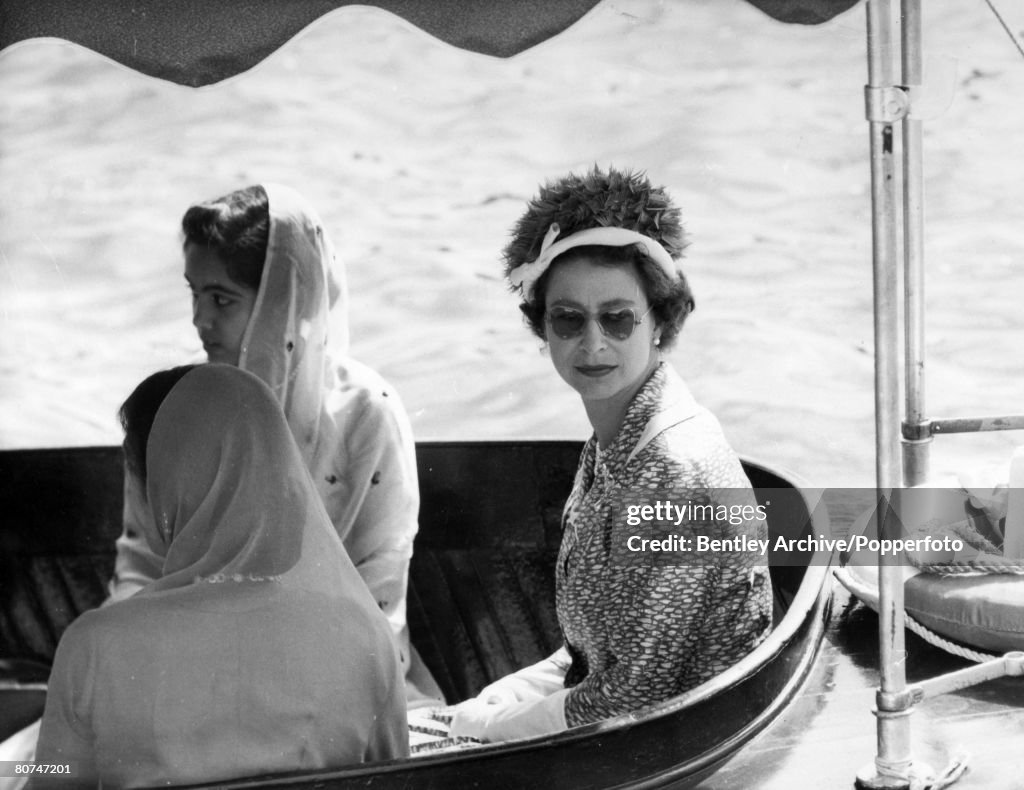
[610,489,975,568]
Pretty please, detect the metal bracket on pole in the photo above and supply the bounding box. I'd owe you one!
[865,85,910,123]
[859,653,1024,787]
[930,415,1024,435]
[909,652,1024,704]
[856,709,933,790]
[901,422,932,485]
[901,420,931,441]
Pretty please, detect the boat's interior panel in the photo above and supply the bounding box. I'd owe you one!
[409,441,576,702]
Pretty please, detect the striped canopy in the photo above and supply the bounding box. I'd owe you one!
[0,0,861,87]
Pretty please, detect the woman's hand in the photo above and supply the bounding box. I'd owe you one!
[449,688,570,743]
[448,694,509,740]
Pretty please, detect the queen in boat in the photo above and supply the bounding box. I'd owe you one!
[449,165,775,742]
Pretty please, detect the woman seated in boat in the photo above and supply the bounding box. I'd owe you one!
[32,364,407,787]
[450,166,773,742]
[108,184,437,702]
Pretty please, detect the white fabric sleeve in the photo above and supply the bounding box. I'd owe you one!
[106,473,162,604]
[0,719,39,790]
[327,388,419,674]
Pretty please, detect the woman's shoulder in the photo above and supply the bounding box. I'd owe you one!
[322,357,411,426]
[327,357,396,401]
[634,407,748,489]
[640,367,736,449]
[670,403,733,445]
[316,357,416,467]
[51,598,151,666]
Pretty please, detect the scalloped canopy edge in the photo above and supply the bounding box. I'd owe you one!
[0,0,862,87]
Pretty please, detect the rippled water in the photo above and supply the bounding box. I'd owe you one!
[2,0,1022,487]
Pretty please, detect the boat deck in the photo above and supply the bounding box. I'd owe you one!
[706,492,1024,790]
[705,585,1024,789]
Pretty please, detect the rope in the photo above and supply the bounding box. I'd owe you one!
[914,561,1024,576]
[983,0,1024,60]
[902,610,1000,663]
[835,568,1001,663]
[914,754,970,790]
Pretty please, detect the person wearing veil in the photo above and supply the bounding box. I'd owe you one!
[107,184,437,702]
[449,166,773,742]
[32,364,407,787]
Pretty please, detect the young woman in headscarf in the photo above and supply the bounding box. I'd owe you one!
[33,364,407,786]
[107,184,437,702]
[449,166,774,742]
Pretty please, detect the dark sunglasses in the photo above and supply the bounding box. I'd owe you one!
[546,305,654,341]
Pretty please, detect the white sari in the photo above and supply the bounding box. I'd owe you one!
[111,184,433,699]
[35,365,408,786]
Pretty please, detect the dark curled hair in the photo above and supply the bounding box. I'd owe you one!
[119,365,198,486]
[181,185,270,291]
[504,166,695,350]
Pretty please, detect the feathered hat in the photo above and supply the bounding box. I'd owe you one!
[503,166,688,301]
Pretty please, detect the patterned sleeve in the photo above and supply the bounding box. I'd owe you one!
[564,422,772,727]
[564,563,721,726]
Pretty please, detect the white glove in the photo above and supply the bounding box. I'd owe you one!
[471,647,571,706]
[450,687,570,743]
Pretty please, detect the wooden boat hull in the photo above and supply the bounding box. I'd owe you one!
[0,442,831,788]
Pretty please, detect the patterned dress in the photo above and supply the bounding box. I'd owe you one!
[557,363,773,727]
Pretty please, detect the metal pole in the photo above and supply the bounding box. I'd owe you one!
[858,3,1015,786]
[866,0,902,493]
[901,0,930,486]
[866,0,908,769]
[856,1,922,787]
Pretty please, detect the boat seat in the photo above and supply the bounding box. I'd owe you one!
[0,445,118,740]
[0,659,48,742]
[407,442,579,704]
[0,446,122,667]
[409,546,562,704]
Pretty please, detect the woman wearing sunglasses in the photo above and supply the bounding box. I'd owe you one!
[450,166,773,742]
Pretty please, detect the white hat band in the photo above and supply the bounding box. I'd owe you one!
[508,223,678,299]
